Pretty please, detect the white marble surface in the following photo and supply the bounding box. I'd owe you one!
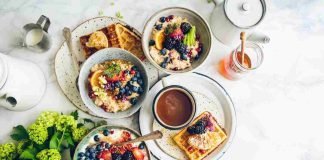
[1,0,324,159]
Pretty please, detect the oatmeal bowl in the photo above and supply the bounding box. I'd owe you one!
[78,48,149,119]
[142,7,212,74]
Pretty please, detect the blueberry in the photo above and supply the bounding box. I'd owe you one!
[96,144,102,151]
[131,66,138,71]
[161,62,167,68]
[77,158,82,160]
[159,17,166,23]
[139,143,145,149]
[138,87,144,94]
[130,98,137,105]
[85,151,90,157]
[103,129,109,136]
[78,152,85,157]
[85,158,90,160]
[149,40,155,46]
[137,79,143,85]
[180,53,188,60]
[94,135,100,142]
[126,90,132,96]
[115,81,121,88]
[90,152,96,158]
[132,86,139,92]
[131,76,138,81]
[160,48,167,55]
[105,143,110,149]
[164,57,170,63]
[125,86,130,91]
[155,24,163,30]
[195,54,200,60]
[135,72,141,78]
[89,147,95,153]
[119,88,125,94]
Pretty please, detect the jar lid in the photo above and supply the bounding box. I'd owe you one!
[0,54,8,89]
[224,0,266,28]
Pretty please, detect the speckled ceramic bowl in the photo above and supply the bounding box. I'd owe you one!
[78,48,149,119]
[142,7,213,74]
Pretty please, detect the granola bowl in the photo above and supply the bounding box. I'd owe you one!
[78,48,149,119]
[142,7,212,74]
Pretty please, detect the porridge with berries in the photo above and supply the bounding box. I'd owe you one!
[88,59,144,113]
[149,15,203,70]
[76,127,149,160]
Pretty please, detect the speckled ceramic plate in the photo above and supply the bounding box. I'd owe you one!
[55,17,158,118]
[139,73,236,160]
[73,125,151,160]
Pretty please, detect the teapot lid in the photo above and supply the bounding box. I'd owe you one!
[0,54,8,89]
[224,0,266,28]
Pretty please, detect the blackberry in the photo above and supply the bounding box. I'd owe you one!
[187,126,196,134]
[180,22,192,34]
[112,153,123,160]
[196,119,207,127]
[149,40,155,46]
[194,125,206,134]
[122,151,134,160]
[163,37,176,50]
[175,41,187,55]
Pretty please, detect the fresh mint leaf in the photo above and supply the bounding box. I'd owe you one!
[70,110,79,120]
[49,132,60,149]
[103,63,121,78]
[11,125,29,141]
[19,148,37,160]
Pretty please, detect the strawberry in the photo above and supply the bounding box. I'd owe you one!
[105,72,122,82]
[169,28,184,40]
[98,150,112,160]
[132,148,144,160]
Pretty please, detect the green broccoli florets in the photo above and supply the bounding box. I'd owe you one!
[55,115,77,132]
[36,111,60,128]
[36,149,61,160]
[28,123,48,145]
[0,142,17,160]
[72,126,88,142]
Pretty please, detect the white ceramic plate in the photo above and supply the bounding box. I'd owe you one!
[139,73,236,160]
[55,17,159,117]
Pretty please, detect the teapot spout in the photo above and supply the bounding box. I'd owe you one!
[247,31,270,44]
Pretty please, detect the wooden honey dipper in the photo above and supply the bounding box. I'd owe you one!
[240,32,246,65]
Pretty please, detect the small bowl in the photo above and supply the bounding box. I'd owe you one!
[152,85,196,130]
[142,7,212,74]
[78,48,149,119]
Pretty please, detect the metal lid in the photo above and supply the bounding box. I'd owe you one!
[0,54,8,89]
[224,0,266,28]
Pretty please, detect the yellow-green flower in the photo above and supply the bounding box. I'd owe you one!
[36,149,61,160]
[16,141,27,154]
[36,111,59,128]
[55,115,77,131]
[28,123,48,145]
[72,126,88,142]
[0,142,16,160]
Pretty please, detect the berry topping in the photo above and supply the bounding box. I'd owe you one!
[122,150,135,160]
[168,15,174,20]
[130,98,137,105]
[138,143,145,150]
[160,62,167,68]
[98,150,111,159]
[175,41,187,55]
[112,153,123,160]
[180,22,192,34]
[187,119,208,135]
[94,135,100,142]
[163,37,177,50]
[169,28,184,40]
[103,129,110,136]
[155,24,163,30]
[149,40,155,46]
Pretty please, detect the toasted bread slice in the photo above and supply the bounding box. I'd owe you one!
[173,111,227,160]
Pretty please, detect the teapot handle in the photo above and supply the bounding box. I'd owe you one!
[247,31,270,44]
[0,94,17,109]
[36,15,51,33]
[213,0,224,6]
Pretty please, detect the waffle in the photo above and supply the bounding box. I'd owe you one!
[173,112,227,160]
[80,23,145,60]
[108,23,145,60]
[80,27,109,58]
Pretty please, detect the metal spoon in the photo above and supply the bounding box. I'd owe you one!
[114,130,163,146]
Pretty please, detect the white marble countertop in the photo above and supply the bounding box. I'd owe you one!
[1,0,324,159]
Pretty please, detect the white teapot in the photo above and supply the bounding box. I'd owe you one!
[0,53,46,111]
[210,0,270,47]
